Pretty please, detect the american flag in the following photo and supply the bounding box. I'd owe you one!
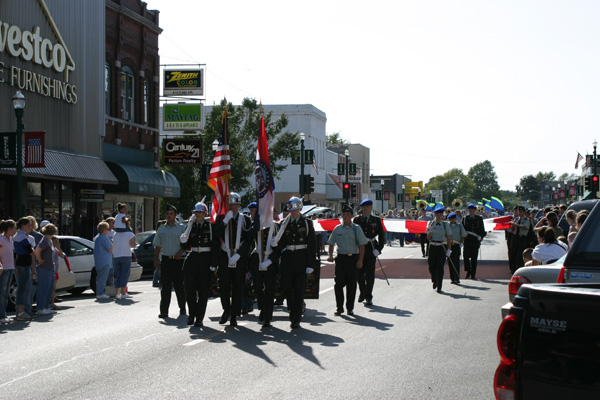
[575,152,583,169]
[25,132,45,167]
[312,155,318,175]
[208,107,231,222]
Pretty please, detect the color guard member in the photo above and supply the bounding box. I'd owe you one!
[427,206,452,293]
[462,204,487,279]
[354,199,384,306]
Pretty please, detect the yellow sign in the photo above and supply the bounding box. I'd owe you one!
[406,181,423,188]
[404,188,420,194]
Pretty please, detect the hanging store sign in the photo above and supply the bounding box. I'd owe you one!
[163,69,203,96]
[163,103,203,131]
[162,138,202,165]
[80,189,104,203]
[0,132,16,167]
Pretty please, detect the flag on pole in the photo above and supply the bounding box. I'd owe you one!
[208,107,231,222]
[25,131,45,167]
[575,152,583,169]
[255,114,275,229]
[312,155,318,175]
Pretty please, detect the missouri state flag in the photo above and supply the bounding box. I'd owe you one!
[255,114,275,229]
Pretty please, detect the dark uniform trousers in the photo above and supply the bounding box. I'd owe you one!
[183,251,213,322]
[280,250,308,324]
[449,243,461,282]
[463,237,480,277]
[357,251,376,302]
[420,234,429,256]
[160,258,186,315]
[428,244,446,291]
[508,236,526,274]
[334,254,359,312]
[218,252,246,318]
[249,252,278,322]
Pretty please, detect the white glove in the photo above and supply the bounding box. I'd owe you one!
[372,249,380,257]
[306,267,314,274]
[228,253,240,267]
[445,249,452,257]
[209,266,216,272]
[268,238,278,249]
[259,259,272,271]
[179,234,188,243]
[223,211,234,224]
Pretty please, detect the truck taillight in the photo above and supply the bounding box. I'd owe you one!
[494,314,519,399]
[556,266,567,283]
[508,275,531,295]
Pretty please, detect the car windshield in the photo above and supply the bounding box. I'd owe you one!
[567,206,600,266]
[135,231,154,245]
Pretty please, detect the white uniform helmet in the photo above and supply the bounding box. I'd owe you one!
[229,192,241,205]
[288,196,303,211]
[193,202,208,213]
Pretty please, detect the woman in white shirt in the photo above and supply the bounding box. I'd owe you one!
[532,226,567,265]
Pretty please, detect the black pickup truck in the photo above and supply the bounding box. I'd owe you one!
[494,201,600,399]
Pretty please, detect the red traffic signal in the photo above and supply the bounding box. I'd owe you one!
[343,183,350,200]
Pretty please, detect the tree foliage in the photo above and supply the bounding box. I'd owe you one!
[326,132,348,145]
[162,98,298,214]
[468,160,500,200]
[424,169,475,204]
[516,174,541,202]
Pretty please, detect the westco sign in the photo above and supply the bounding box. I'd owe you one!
[0,0,77,104]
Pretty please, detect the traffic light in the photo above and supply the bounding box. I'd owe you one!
[350,183,357,198]
[343,183,350,200]
[307,175,314,194]
[591,175,600,194]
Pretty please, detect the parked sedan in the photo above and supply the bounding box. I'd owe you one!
[58,236,142,295]
[133,231,156,274]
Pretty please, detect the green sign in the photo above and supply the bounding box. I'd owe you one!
[291,149,314,165]
[349,163,357,175]
[163,103,203,131]
[0,132,17,168]
[338,163,345,175]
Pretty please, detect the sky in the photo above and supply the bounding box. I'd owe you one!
[145,0,600,191]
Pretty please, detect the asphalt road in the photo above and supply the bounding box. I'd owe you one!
[0,232,510,400]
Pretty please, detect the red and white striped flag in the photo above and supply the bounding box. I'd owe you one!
[208,107,231,222]
[256,114,274,229]
[25,131,45,168]
[575,152,583,169]
[313,155,318,175]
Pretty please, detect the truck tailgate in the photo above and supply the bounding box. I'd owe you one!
[518,284,600,399]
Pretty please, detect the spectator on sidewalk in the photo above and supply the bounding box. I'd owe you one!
[0,219,17,324]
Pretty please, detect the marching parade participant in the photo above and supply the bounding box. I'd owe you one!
[268,196,317,329]
[427,205,452,293]
[153,205,187,319]
[216,193,254,327]
[354,199,385,306]
[328,204,368,315]
[180,200,218,327]
[446,212,467,284]
[462,204,487,279]
[249,208,280,328]
[508,206,530,274]
[417,207,430,257]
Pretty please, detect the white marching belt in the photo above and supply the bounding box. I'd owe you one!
[366,237,377,242]
[452,240,461,245]
[429,242,445,246]
[286,244,307,251]
[191,247,211,253]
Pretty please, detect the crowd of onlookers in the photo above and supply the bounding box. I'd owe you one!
[0,202,138,325]
[507,203,590,271]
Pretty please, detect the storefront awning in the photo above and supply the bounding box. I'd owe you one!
[105,162,180,198]
[1,149,118,185]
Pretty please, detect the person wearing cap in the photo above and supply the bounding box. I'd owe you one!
[427,205,452,293]
[354,199,384,306]
[447,213,467,284]
[216,193,254,327]
[417,209,430,257]
[508,206,530,274]
[328,204,368,315]
[505,205,519,272]
[249,207,280,328]
[462,204,487,279]
[268,196,317,329]
[179,201,219,327]
[153,204,187,318]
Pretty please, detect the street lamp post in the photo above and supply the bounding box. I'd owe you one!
[381,179,385,213]
[344,149,349,202]
[212,139,219,152]
[13,90,25,218]
[300,132,305,197]
[402,184,405,210]
[593,139,598,176]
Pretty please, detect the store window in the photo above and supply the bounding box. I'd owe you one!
[43,182,60,226]
[143,79,150,125]
[105,62,111,116]
[61,183,73,235]
[120,66,135,122]
[26,182,42,221]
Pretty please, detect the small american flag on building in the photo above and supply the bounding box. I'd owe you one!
[25,131,45,168]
